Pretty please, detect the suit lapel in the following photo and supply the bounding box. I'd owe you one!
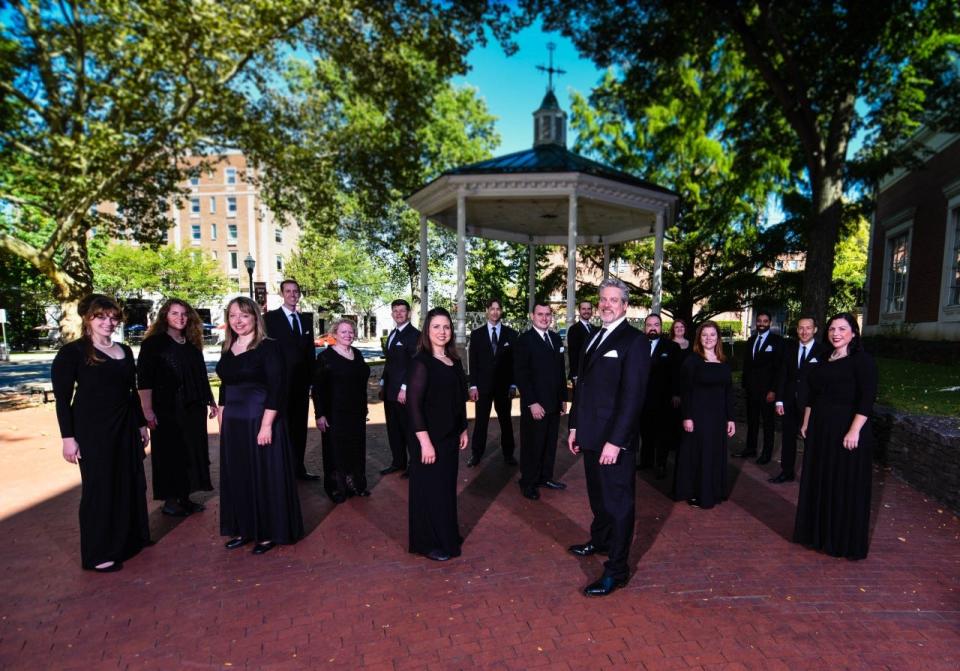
[583,321,627,374]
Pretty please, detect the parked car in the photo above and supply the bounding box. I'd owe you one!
[314,333,336,347]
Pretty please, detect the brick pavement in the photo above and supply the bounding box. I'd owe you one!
[1,400,958,670]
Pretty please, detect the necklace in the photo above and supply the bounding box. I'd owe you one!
[172,334,186,344]
[829,350,847,361]
[433,352,449,360]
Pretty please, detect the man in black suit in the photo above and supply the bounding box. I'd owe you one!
[513,301,567,500]
[737,309,784,464]
[566,300,595,393]
[637,313,680,479]
[772,316,826,483]
[264,279,318,480]
[568,278,650,597]
[467,298,519,467]
[379,299,420,476]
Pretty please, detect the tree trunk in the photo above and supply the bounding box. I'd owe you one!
[53,232,94,343]
[803,174,844,327]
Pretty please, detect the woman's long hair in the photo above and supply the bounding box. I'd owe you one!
[146,298,204,349]
[692,321,726,362]
[78,294,124,365]
[222,296,267,353]
[417,307,459,360]
[824,312,862,354]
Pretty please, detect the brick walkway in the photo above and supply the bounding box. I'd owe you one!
[1,401,958,670]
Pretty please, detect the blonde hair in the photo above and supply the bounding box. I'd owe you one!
[222,296,266,352]
[329,317,357,336]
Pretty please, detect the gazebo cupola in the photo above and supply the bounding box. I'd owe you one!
[533,90,567,147]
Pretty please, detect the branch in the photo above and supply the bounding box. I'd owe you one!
[10,0,65,133]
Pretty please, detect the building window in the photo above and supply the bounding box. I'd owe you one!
[159,228,167,244]
[885,230,909,314]
[210,223,217,240]
[775,260,784,271]
[209,196,216,214]
[225,167,237,185]
[227,196,237,217]
[229,251,238,271]
[789,259,799,270]
[948,206,960,306]
[211,250,218,260]
[227,224,237,242]
[276,255,283,272]
[189,175,199,186]
[190,198,200,215]
[191,224,201,241]
[275,228,283,243]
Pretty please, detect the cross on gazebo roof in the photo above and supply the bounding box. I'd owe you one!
[536,42,566,92]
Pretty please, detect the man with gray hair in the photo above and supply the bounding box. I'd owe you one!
[567,277,651,596]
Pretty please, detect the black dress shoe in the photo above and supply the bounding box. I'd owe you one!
[583,575,628,597]
[330,492,347,504]
[466,454,481,467]
[687,498,701,508]
[89,561,123,573]
[568,542,607,557]
[521,487,540,500]
[733,450,757,459]
[540,480,567,490]
[504,456,519,466]
[379,465,403,475]
[252,541,276,555]
[224,537,251,550]
[755,456,771,465]
[769,473,794,483]
[352,489,371,497]
[180,499,206,513]
[425,549,451,561]
[161,502,190,517]
[297,472,321,481]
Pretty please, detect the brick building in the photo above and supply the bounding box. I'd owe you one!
[864,129,960,340]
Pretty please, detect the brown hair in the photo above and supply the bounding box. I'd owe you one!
[417,307,459,360]
[222,296,267,353]
[78,295,124,365]
[693,321,726,362]
[146,298,204,349]
[669,318,688,339]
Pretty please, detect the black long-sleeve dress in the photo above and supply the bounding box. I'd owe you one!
[51,339,151,569]
[793,351,878,559]
[406,353,468,558]
[312,346,371,499]
[674,356,735,509]
[217,338,303,544]
[137,333,214,501]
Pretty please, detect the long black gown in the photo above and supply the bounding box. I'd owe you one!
[674,356,734,509]
[312,346,371,498]
[406,352,468,558]
[793,351,878,559]
[137,333,214,501]
[51,340,151,569]
[217,338,303,544]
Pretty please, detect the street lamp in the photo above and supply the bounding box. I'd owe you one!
[243,253,255,299]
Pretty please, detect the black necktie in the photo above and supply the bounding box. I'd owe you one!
[753,335,763,358]
[491,327,498,353]
[543,331,552,349]
[290,313,301,336]
[585,327,607,356]
[584,322,591,335]
[799,344,807,368]
[389,328,398,348]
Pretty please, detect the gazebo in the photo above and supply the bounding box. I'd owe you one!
[406,86,679,341]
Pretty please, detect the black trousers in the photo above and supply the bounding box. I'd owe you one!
[384,399,410,469]
[519,408,559,489]
[637,408,668,469]
[471,388,515,460]
[745,393,776,458]
[286,382,310,475]
[583,449,636,581]
[780,398,802,477]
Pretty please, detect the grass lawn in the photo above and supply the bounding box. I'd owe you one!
[876,357,960,417]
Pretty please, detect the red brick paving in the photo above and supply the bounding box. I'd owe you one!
[1,401,958,670]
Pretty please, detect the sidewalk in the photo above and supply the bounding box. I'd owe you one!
[0,400,958,670]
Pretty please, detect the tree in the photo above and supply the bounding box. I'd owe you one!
[522,0,960,325]
[0,0,508,339]
[466,239,545,320]
[90,242,229,306]
[567,49,795,326]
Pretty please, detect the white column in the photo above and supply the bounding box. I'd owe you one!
[603,243,610,280]
[652,211,665,313]
[566,193,578,327]
[527,243,536,314]
[419,213,429,321]
[456,191,466,343]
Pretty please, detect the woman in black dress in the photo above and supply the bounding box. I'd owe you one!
[217,296,303,555]
[138,299,216,517]
[51,295,151,572]
[667,318,693,456]
[675,321,736,509]
[794,312,878,560]
[406,307,469,561]
[313,318,371,503]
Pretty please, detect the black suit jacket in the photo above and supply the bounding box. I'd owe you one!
[566,319,594,381]
[776,339,827,408]
[513,328,566,414]
[643,337,681,414]
[381,323,420,402]
[468,323,518,395]
[264,308,315,387]
[742,331,784,398]
[569,321,650,452]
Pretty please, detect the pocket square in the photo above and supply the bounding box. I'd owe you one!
[559,346,565,353]
[503,342,510,347]
[765,345,773,352]
[809,357,818,363]
[660,352,669,358]
[603,350,618,358]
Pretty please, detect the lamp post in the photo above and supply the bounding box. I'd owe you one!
[243,253,255,299]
